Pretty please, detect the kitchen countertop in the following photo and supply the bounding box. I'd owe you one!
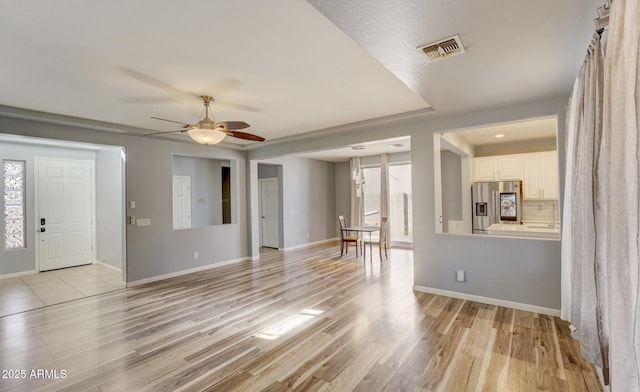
[487,223,560,239]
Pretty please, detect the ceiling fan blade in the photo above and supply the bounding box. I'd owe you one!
[150,116,191,126]
[144,129,189,136]
[214,100,260,112]
[225,130,265,142]
[118,67,199,100]
[216,121,250,130]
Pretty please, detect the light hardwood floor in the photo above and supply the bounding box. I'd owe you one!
[0,244,601,391]
[0,264,123,317]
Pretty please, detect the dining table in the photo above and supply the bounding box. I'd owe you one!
[342,225,380,261]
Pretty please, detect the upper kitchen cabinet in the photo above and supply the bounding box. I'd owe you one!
[496,155,523,180]
[473,156,497,181]
[522,151,558,199]
[473,154,523,181]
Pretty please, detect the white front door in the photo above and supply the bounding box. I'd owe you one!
[260,178,279,248]
[172,176,191,229]
[37,159,93,271]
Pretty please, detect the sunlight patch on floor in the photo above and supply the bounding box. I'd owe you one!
[254,308,325,340]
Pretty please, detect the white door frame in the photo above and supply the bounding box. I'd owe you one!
[259,178,279,248]
[34,157,96,272]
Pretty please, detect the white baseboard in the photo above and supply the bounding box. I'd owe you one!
[0,270,36,280]
[413,285,560,317]
[94,260,122,273]
[278,237,338,252]
[127,256,252,287]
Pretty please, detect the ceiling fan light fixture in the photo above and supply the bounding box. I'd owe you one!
[146,95,264,143]
[187,127,227,145]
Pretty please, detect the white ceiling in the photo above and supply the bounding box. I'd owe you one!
[307,0,600,114]
[299,117,557,163]
[451,117,557,147]
[0,0,600,148]
[0,0,428,145]
[296,136,411,162]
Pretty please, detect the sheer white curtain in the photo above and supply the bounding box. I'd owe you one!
[380,154,390,247]
[350,157,362,227]
[561,74,582,321]
[602,0,640,389]
[564,31,608,375]
[564,0,640,389]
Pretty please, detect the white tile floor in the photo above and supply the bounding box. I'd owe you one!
[0,264,123,317]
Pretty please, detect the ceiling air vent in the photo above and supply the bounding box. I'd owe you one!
[418,34,466,63]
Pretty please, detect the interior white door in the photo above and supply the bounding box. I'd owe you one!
[172,176,192,229]
[38,159,93,271]
[260,178,279,248]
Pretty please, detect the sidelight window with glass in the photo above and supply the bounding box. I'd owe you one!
[3,160,26,250]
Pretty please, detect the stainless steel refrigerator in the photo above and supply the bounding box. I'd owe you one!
[471,181,522,234]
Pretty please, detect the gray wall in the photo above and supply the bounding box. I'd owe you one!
[0,142,97,275]
[361,151,411,166]
[440,150,462,232]
[248,97,567,310]
[0,113,248,282]
[261,156,336,249]
[96,147,124,271]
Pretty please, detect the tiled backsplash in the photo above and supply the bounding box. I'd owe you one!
[522,200,557,222]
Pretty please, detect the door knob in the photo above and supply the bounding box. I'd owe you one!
[40,218,46,225]
[40,227,45,232]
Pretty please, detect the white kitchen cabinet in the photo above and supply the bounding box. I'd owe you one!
[474,154,523,181]
[496,155,523,180]
[539,151,559,198]
[523,154,542,199]
[522,151,558,199]
[473,156,497,181]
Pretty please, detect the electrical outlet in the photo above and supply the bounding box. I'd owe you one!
[456,269,465,282]
[129,216,136,225]
[193,251,199,259]
[307,232,310,238]
[537,205,543,211]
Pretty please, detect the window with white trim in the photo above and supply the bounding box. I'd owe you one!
[3,160,25,249]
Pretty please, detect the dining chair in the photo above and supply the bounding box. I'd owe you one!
[338,215,359,257]
[363,217,389,261]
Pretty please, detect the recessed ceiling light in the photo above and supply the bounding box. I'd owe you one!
[495,134,505,138]
[351,145,366,150]
[389,143,404,148]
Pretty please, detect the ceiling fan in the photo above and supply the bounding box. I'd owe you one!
[144,95,265,145]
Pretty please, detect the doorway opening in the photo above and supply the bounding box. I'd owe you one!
[0,135,126,316]
[257,163,282,249]
[361,162,413,247]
